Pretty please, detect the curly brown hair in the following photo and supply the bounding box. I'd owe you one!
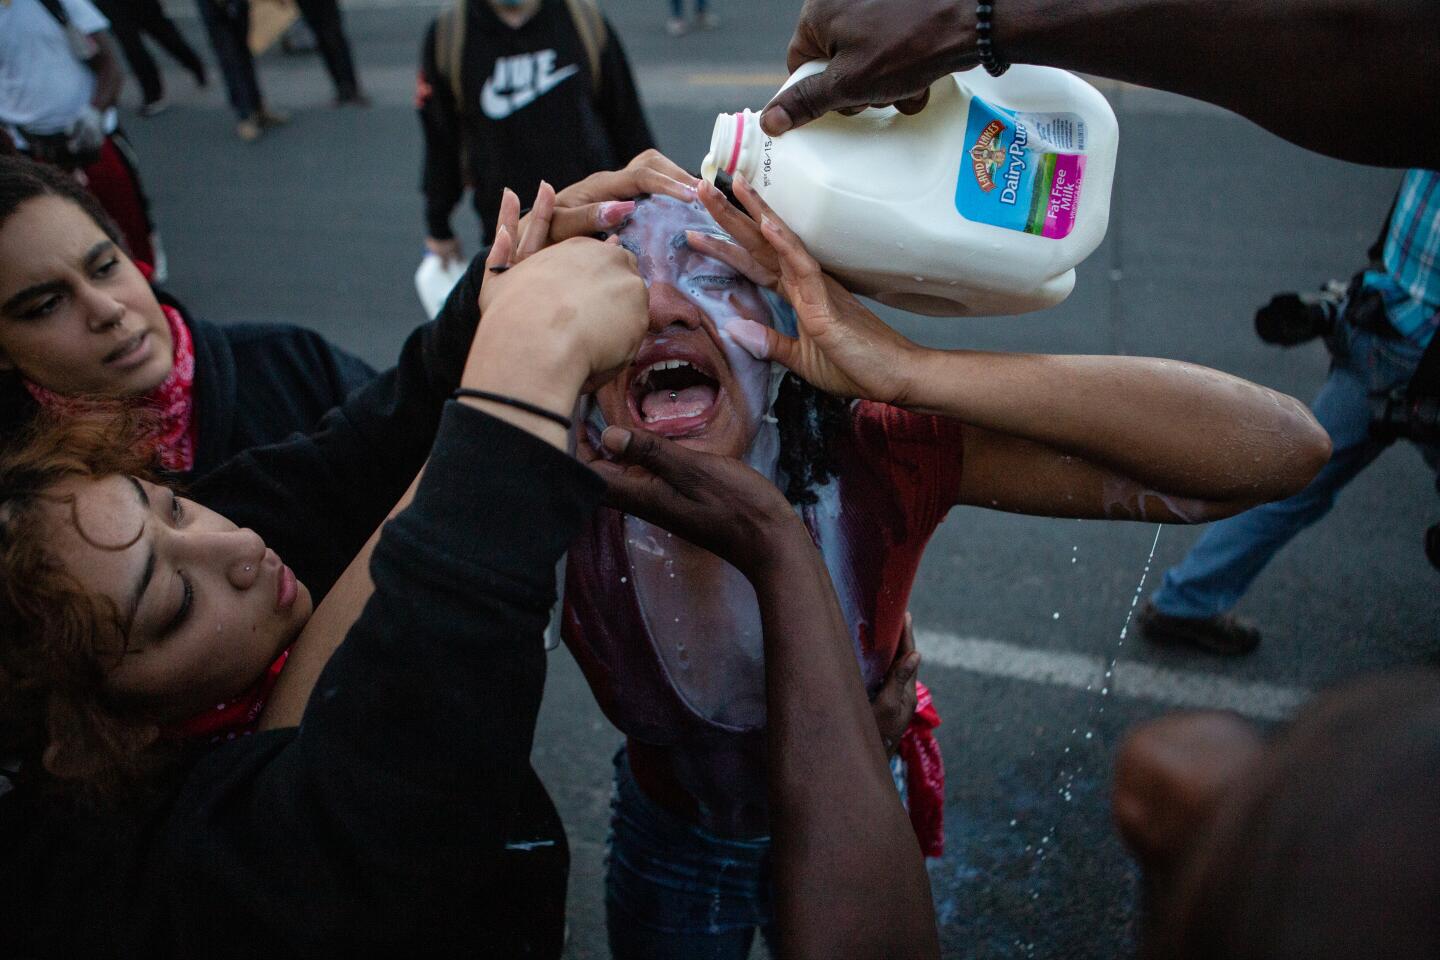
[0,409,179,807]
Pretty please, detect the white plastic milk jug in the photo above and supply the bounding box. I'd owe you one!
[701,61,1119,316]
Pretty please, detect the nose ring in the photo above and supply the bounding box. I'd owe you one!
[243,564,254,574]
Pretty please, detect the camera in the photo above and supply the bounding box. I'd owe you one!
[1254,281,1347,346]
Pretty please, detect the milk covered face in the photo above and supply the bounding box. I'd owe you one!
[594,195,776,459]
[586,196,789,731]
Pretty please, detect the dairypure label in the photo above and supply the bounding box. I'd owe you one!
[955,97,1087,239]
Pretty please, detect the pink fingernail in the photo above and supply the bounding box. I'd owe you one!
[727,317,769,359]
[599,200,635,226]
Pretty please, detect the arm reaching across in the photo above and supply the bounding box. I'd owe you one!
[695,177,1333,523]
[260,186,650,727]
[761,0,1440,168]
[583,425,939,960]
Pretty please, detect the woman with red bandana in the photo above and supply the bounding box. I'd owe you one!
[0,155,374,479]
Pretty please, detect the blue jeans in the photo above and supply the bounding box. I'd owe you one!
[606,749,775,960]
[1152,311,1438,618]
[195,0,260,118]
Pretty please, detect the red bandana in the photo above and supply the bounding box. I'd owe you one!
[24,303,198,472]
[166,648,292,744]
[898,681,946,857]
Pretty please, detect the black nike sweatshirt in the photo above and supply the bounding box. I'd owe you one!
[417,0,656,243]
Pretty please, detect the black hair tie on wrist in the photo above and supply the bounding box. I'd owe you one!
[452,388,573,430]
[975,2,1010,77]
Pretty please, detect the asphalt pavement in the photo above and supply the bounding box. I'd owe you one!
[123,1,1438,955]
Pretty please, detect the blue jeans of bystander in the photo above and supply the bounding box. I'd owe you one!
[1151,310,1438,619]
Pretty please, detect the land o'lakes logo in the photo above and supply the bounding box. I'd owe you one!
[969,119,1007,193]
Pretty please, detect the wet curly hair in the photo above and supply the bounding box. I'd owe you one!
[0,409,178,808]
[774,373,852,505]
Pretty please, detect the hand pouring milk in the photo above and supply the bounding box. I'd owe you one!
[701,61,1119,316]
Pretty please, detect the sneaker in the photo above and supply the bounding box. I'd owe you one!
[696,10,720,28]
[257,107,290,128]
[138,98,169,118]
[236,116,263,142]
[665,16,688,35]
[1137,601,1261,656]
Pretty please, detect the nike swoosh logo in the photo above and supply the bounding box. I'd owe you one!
[480,62,580,120]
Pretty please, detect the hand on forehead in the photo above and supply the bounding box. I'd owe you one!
[612,195,732,280]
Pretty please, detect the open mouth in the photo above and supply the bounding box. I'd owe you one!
[627,355,722,436]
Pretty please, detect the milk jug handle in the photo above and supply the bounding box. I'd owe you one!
[783,60,961,121]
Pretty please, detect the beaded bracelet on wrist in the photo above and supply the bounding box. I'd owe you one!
[975,2,1010,77]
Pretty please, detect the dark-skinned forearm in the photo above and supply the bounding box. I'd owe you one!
[749,525,938,960]
[997,0,1440,168]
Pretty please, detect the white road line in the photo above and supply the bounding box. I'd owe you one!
[914,630,1311,721]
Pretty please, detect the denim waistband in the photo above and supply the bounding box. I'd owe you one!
[607,748,774,934]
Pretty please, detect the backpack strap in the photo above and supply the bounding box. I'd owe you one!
[434,0,468,113]
[562,0,607,98]
[432,0,473,182]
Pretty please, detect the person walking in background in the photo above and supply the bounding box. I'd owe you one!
[92,0,207,117]
[193,0,289,141]
[664,0,717,37]
[1139,171,1440,654]
[292,0,367,107]
[195,0,362,141]
[416,0,654,265]
[0,0,165,272]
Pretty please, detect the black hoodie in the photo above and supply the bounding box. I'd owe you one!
[417,0,656,243]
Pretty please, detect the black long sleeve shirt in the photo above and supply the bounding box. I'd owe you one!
[1,258,607,956]
[417,0,656,243]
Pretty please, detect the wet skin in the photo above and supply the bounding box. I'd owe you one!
[42,474,312,722]
[594,195,778,458]
[0,196,173,397]
[590,197,789,731]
